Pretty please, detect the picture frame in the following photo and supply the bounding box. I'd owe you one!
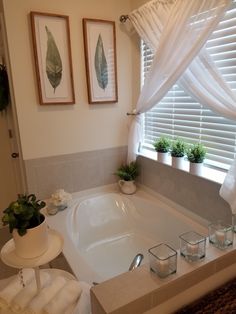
[83,18,118,104]
[30,12,75,105]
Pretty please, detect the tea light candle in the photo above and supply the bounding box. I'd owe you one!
[215,230,225,245]
[186,243,198,255]
[157,259,169,274]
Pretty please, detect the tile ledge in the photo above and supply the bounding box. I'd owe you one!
[91,239,236,314]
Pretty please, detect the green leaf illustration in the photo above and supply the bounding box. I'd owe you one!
[94,34,108,90]
[45,26,62,93]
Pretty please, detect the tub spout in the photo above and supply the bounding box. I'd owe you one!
[129,253,144,271]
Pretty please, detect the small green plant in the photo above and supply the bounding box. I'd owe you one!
[187,143,207,163]
[171,138,186,157]
[153,136,171,153]
[2,194,46,236]
[114,161,139,181]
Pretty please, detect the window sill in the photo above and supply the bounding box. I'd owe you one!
[138,149,227,185]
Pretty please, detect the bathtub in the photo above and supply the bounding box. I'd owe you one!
[45,186,208,284]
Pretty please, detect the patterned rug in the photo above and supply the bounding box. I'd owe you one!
[175,278,236,314]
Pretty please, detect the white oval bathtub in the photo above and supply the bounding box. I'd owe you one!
[45,187,208,284]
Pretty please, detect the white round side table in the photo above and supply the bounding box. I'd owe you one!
[0,229,63,293]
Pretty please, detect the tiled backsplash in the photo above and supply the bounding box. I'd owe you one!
[24,147,231,223]
[137,156,232,223]
[24,146,127,199]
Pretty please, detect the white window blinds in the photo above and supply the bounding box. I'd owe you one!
[142,1,236,170]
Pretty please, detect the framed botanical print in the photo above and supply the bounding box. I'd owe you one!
[30,12,75,105]
[83,18,118,104]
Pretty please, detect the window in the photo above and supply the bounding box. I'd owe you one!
[142,1,236,170]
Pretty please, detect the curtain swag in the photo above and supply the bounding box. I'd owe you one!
[126,0,236,212]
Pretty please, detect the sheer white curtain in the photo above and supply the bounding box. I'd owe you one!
[127,0,231,163]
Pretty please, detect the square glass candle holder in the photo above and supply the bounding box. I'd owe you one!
[148,243,177,278]
[208,221,233,250]
[179,231,206,262]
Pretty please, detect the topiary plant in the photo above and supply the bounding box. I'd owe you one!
[153,136,171,153]
[2,194,46,236]
[114,161,139,181]
[187,143,207,163]
[171,138,187,157]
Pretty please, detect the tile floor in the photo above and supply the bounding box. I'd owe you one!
[0,227,73,280]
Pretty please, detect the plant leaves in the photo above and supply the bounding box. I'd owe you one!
[45,26,62,93]
[94,34,108,90]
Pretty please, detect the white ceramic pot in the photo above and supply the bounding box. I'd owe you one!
[189,162,203,176]
[171,156,185,170]
[13,215,49,258]
[118,180,137,195]
[157,152,169,163]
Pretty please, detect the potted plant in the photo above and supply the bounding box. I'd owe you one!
[153,136,171,163]
[187,143,207,175]
[114,161,139,194]
[2,194,48,258]
[171,138,187,170]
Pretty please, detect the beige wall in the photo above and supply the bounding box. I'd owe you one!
[2,0,133,160]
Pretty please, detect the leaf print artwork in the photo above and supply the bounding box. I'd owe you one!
[94,34,108,90]
[45,26,62,93]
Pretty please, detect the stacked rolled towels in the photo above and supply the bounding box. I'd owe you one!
[0,269,89,314]
[0,268,35,310]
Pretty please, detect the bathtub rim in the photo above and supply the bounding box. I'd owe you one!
[45,183,209,284]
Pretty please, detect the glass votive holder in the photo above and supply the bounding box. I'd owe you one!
[232,214,236,233]
[148,243,177,278]
[179,231,206,262]
[208,221,233,250]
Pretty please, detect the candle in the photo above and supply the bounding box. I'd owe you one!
[215,230,225,245]
[157,259,169,275]
[186,243,199,255]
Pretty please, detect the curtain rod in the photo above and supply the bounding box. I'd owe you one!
[119,15,129,23]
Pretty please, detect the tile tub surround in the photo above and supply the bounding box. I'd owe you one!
[24,146,127,199]
[137,156,232,224]
[91,239,236,314]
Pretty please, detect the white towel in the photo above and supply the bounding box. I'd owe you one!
[0,269,35,309]
[220,158,236,214]
[42,280,82,314]
[25,276,67,314]
[72,281,91,314]
[11,271,50,313]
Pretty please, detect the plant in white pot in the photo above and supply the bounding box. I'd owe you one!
[115,161,139,195]
[2,194,48,258]
[171,138,187,170]
[187,143,207,176]
[153,136,171,163]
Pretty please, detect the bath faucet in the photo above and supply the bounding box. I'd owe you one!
[129,253,144,271]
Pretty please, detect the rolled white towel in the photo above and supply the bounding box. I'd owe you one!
[71,281,91,314]
[11,271,50,313]
[25,275,67,314]
[0,268,35,309]
[42,280,82,314]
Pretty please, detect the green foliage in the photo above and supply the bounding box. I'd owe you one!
[171,138,187,157]
[0,64,10,112]
[45,26,62,93]
[2,194,46,236]
[153,136,171,153]
[95,34,108,90]
[114,162,139,181]
[187,143,207,163]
